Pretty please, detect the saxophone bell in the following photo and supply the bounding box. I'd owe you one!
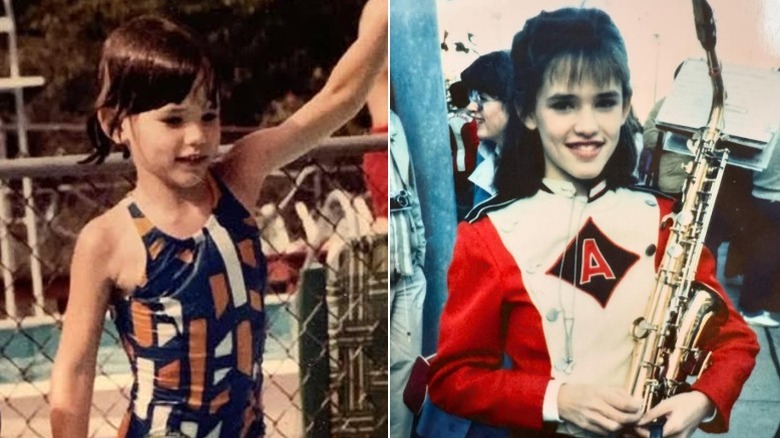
[664,281,728,389]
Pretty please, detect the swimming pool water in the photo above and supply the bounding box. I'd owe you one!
[0,301,297,384]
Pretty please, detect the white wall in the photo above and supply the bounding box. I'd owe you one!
[437,0,780,122]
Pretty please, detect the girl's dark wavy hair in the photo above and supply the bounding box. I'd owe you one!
[494,8,638,200]
[82,16,218,164]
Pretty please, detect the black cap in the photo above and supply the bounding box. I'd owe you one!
[460,50,513,103]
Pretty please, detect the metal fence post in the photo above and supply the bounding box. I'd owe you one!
[297,263,331,438]
[390,0,457,356]
[0,180,14,318]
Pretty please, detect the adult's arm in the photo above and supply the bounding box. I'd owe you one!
[216,0,388,210]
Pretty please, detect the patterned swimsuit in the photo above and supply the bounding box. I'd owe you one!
[112,174,267,438]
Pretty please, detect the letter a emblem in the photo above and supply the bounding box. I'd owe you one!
[580,239,616,284]
[546,218,639,307]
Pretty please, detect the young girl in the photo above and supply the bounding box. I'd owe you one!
[428,8,758,438]
[49,2,387,437]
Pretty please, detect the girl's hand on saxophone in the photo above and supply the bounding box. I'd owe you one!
[633,391,716,438]
[558,383,644,435]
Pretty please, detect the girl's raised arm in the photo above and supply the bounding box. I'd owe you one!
[50,219,116,438]
[216,0,388,209]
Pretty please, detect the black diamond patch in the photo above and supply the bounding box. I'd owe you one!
[546,218,639,307]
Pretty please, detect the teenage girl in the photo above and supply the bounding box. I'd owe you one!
[429,7,757,438]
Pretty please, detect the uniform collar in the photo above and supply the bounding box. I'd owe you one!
[540,178,609,202]
[466,179,610,223]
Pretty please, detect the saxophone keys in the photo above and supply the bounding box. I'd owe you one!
[632,317,653,339]
[667,243,685,257]
[677,210,695,226]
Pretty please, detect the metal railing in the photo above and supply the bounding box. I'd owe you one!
[0,128,388,438]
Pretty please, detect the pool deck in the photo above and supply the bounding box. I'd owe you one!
[0,294,304,438]
[0,359,302,438]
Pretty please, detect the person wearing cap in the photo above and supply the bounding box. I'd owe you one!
[459,51,513,220]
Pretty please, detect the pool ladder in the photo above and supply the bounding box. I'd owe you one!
[0,0,46,319]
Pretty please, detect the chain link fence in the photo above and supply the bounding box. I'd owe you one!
[0,125,388,438]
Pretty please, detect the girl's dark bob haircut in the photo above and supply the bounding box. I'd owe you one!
[494,7,639,200]
[84,16,218,164]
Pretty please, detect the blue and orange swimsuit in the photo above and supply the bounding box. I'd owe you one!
[111,174,267,437]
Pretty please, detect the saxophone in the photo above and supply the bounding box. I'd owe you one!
[626,0,729,420]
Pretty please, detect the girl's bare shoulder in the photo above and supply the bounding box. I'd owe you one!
[78,203,131,249]
[74,202,146,291]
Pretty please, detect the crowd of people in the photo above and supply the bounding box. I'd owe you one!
[390,4,777,438]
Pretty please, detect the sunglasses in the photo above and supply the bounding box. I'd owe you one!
[468,90,497,110]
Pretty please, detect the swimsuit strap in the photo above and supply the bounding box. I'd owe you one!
[121,196,156,239]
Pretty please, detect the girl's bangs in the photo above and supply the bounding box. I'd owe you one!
[123,56,218,114]
[545,52,627,93]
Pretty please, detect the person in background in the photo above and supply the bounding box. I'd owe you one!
[738,83,780,327]
[362,58,390,220]
[447,80,481,221]
[459,50,512,219]
[640,63,686,194]
[389,104,428,438]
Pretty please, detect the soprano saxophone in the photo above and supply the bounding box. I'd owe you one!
[626,0,729,422]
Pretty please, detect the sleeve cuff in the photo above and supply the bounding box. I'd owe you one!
[702,404,717,424]
[542,380,564,423]
[691,389,717,424]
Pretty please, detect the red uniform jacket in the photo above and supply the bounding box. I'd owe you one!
[429,183,758,434]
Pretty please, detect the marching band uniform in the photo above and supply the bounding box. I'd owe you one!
[429,180,758,437]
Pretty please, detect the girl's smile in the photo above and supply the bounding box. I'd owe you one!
[174,153,211,165]
[566,140,606,160]
[175,153,209,160]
